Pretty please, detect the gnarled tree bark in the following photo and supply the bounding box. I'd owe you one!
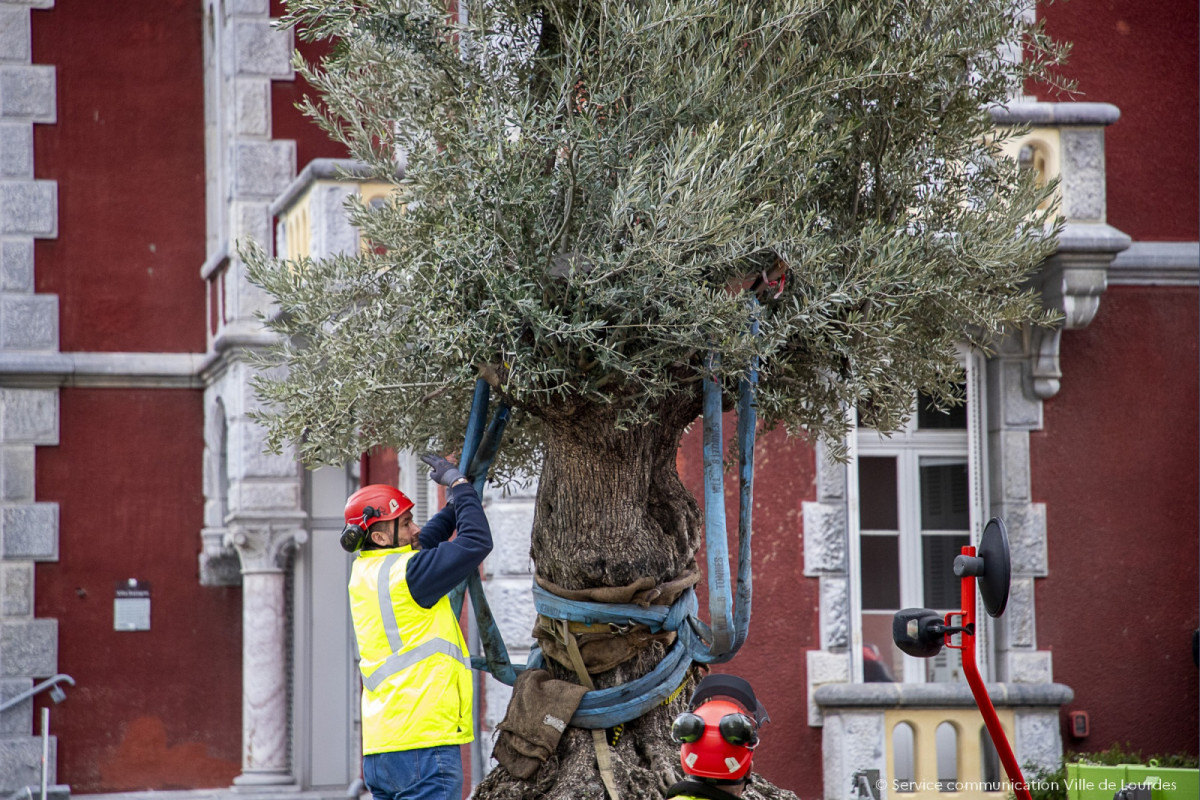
[473,393,799,800]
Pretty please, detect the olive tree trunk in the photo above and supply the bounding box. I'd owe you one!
[472,395,799,800]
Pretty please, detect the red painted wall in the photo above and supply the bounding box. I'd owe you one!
[1037,0,1199,242]
[34,389,243,792]
[270,0,351,170]
[31,0,208,353]
[678,423,822,798]
[1031,286,1199,757]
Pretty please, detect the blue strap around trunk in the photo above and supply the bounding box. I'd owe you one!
[453,299,760,725]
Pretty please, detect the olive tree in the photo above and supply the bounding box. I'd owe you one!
[246,2,1065,797]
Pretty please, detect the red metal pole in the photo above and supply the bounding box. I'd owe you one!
[953,545,1033,800]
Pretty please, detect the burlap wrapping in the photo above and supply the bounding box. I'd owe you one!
[493,668,589,778]
[533,566,701,674]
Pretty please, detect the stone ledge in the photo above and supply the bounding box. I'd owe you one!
[1053,222,1132,256]
[269,159,391,217]
[990,101,1120,127]
[1109,241,1199,286]
[0,352,205,389]
[813,681,1074,709]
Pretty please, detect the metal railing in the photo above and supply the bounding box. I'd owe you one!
[0,674,74,714]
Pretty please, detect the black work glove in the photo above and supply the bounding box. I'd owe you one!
[421,453,466,487]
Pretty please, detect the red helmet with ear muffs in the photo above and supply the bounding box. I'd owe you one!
[671,674,769,782]
[340,484,414,552]
[673,699,758,781]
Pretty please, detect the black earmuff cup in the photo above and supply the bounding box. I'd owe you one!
[671,712,705,744]
[718,713,758,747]
[340,523,367,553]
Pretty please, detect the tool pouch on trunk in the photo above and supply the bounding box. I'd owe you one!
[493,668,588,779]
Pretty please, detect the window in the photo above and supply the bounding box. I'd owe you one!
[893,722,916,792]
[936,722,959,791]
[851,353,987,684]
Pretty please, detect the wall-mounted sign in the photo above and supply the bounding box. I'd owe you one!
[114,579,151,631]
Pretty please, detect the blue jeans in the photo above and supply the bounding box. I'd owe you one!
[363,745,463,800]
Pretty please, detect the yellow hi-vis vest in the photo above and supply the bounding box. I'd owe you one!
[349,546,474,754]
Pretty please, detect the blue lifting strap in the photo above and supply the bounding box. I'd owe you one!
[450,296,760,723]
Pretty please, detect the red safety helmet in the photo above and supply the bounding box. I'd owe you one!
[340,485,414,552]
[671,674,769,782]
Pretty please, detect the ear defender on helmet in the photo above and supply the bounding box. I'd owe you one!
[670,710,759,748]
[718,712,759,747]
[671,712,706,744]
[339,523,367,553]
[339,505,381,553]
[674,675,768,782]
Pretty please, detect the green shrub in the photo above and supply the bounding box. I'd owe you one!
[1018,744,1199,800]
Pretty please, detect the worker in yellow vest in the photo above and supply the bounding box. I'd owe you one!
[666,674,771,800]
[340,453,492,800]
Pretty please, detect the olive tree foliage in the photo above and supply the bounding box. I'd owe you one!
[246,0,1066,475]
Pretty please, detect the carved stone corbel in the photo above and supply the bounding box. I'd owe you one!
[1028,222,1130,399]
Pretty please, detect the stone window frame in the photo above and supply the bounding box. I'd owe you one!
[805,341,1057,726]
[850,352,987,686]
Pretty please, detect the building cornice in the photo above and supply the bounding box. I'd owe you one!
[1108,241,1199,286]
[814,681,1075,709]
[989,101,1121,127]
[268,158,387,218]
[0,351,206,388]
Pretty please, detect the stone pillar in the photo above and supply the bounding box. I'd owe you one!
[230,522,306,788]
[0,1,61,793]
[197,0,303,787]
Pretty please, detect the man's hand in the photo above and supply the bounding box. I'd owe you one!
[421,453,467,487]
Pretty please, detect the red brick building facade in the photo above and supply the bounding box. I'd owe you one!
[0,2,1194,799]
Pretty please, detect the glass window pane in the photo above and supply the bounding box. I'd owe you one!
[920,460,969,530]
[859,456,898,530]
[917,389,967,430]
[922,534,970,608]
[862,613,901,682]
[861,535,900,609]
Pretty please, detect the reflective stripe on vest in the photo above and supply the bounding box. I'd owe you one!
[362,636,472,692]
[359,552,471,692]
[378,553,405,651]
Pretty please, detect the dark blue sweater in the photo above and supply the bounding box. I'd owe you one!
[406,482,494,608]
